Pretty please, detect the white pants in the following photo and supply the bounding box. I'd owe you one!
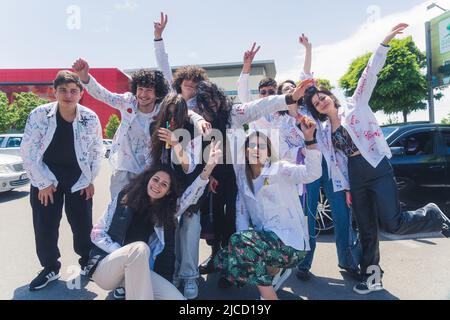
[92,242,185,300]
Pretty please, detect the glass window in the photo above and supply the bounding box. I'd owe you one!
[6,137,22,148]
[381,127,398,139]
[392,131,434,156]
[442,130,450,155]
[0,137,4,146]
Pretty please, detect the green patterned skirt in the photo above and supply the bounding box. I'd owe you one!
[214,230,307,287]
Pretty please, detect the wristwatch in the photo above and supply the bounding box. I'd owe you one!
[305,139,317,146]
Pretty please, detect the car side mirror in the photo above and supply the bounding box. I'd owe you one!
[390,146,405,156]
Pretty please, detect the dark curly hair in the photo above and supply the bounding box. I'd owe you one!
[196,80,231,131]
[120,165,180,228]
[130,69,169,104]
[151,93,190,165]
[304,87,341,122]
[172,66,209,94]
[277,80,297,115]
[258,77,277,91]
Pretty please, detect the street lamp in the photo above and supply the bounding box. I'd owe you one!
[427,2,448,12]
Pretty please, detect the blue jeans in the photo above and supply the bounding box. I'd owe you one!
[297,157,361,271]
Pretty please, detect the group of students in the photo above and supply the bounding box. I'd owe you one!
[20,14,450,300]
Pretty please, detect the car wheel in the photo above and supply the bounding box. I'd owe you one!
[315,188,334,235]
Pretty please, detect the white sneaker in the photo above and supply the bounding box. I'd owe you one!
[272,268,292,292]
[184,279,199,300]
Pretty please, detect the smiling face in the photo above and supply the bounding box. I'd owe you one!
[246,134,270,165]
[147,171,171,200]
[136,86,157,109]
[54,82,83,109]
[281,82,295,95]
[311,92,337,116]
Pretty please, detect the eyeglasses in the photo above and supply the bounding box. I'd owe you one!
[259,89,276,96]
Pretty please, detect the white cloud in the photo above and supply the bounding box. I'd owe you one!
[278,0,450,123]
[187,51,200,60]
[114,0,139,12]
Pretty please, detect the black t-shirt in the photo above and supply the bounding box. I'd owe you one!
[43,110,82,189]
[124,212,155,246]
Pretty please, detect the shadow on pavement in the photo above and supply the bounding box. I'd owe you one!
[0,190,29,203]
[288,272,400,301]
[12,277,98,300]
[196,270,400,301]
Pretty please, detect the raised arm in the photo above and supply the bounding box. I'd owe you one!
[277,118,322,184]
[237,43,260,103]
[72,58,134,111]
[351,23,408,106]
[231,78,315,128]
[175,140,222,218]
[154,12,174,87]
[300,34,312,76]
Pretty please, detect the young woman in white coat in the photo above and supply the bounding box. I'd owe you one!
[214,120,322,300]
[302,23,450,295]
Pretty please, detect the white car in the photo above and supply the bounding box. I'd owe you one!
[0,153,30,192]
[0,134,23,157]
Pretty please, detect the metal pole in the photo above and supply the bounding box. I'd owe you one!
[425,21,435,123]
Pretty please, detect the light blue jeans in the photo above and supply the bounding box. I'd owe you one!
[174,212,201,280]
[298,157,361,271]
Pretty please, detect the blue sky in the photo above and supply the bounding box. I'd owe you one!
[1,0,449,122]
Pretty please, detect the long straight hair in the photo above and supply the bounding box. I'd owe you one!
[244,131,277,194]
[151,93,189,164]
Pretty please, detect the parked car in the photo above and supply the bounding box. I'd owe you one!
[315,122,450,234]
[103,139,113,158]
[0,134,23,157]
[0,153,30,192]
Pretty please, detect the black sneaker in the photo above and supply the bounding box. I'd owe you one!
[339,265,364,282]
[442,221,450,238]
[113,287,126,300]
[296,268,312,281]
[353,281,384,295]
[29,264,61,291]
[426,203,450,238]
[199,255,215,275]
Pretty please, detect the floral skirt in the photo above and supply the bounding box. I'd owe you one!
[214,230,306,287]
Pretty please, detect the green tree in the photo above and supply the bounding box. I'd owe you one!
[339,37,440,123]
[9,92,48,132]
[104,114,121,139]
[442,113,450,125]
[0,92,12,133]
[315,78,335,91]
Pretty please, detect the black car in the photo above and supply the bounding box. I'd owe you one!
[315,122,450,234]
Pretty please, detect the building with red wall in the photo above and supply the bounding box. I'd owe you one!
[0,69,131,136]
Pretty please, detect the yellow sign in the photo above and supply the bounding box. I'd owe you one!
[430,11,450,88]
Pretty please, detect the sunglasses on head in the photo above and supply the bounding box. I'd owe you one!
[259,89,276,96]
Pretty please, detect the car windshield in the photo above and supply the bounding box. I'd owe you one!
[0,137,4,146]
[382,127,398,139]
